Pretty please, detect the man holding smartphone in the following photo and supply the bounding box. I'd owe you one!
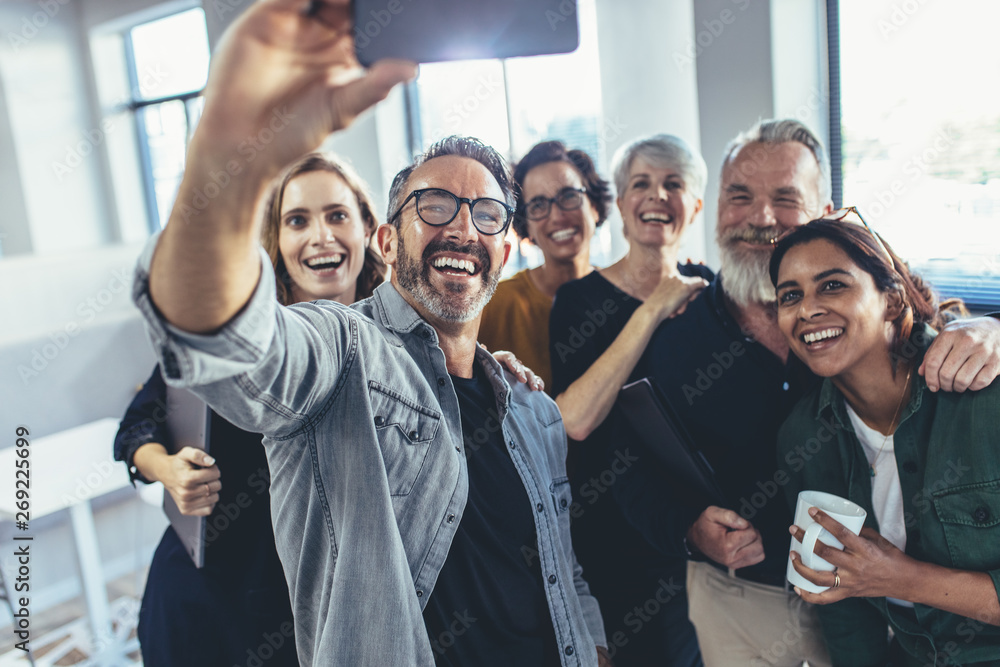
[132,1,609,665]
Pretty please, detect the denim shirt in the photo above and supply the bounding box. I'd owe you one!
[131,239,605,666]
[777,325,1000,666]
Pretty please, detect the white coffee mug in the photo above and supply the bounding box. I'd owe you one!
[786,490,867,593]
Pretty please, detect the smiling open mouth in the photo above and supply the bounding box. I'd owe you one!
[802,327,844,345]
[640,213,673,224]
[732,228,781,245]
[305,254,345,271]
[432,256,478,276]
[550,229,578,242]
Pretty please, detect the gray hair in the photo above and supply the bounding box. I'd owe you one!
[611,134,708,200]
[721,119,832,205]
[386,135,514,227]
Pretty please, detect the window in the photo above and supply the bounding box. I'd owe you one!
[126,8,210,230]
[408,0,610,271]
[836,0,1000,308]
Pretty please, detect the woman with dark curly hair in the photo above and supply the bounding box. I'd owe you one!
[772,215,1000,666]
[478,140,613,391]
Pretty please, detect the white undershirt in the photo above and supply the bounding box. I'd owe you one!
[845,402,914,608]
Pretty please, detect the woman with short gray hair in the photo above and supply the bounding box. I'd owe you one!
[552,133,709,440]
[548,133,711,667]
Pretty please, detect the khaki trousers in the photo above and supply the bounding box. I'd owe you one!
[687,560,831,667]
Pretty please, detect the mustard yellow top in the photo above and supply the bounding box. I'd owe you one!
[479,269,553,393]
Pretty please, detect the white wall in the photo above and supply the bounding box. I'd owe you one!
[0,64,32,256]
[595,0,706,263]
[0,0,114,257]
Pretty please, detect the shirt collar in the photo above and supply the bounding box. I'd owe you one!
[372,281,433,336]
[474,345,511,421]
[370,281,512,418]
[707,273,743,339]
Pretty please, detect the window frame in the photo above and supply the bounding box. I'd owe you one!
[828,0,1000,309]
[122,8,208,232]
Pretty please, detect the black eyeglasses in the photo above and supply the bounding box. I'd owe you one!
[821,206,894,267]
[524,188,587,221]
[390,188,513,236]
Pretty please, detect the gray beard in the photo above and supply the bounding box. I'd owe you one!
[394,234,501,323]
[718,240,777,309]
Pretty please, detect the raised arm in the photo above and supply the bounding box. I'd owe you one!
[552,273,706,441]
[149,0,415,333]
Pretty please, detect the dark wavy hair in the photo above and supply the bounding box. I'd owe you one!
[769,219,967,363]
[261,152,386,305]
[510,140,612,242]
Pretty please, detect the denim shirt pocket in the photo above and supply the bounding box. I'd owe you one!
[550,476,572,516]
[369,382,442,496]
[932,478,1000,570]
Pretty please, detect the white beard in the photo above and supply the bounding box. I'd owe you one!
[717,237,777,309]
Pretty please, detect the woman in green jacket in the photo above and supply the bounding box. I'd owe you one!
[770,215,1000,666]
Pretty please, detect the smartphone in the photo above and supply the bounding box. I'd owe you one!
[352,0,580,67]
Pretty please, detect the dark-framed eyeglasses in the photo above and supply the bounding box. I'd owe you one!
[820,205,894,267]
[524,188,588,221]
[390,188,513,236]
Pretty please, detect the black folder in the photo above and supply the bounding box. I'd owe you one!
[618,378,727,508]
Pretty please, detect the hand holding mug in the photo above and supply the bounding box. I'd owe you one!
[789,505,912,604]
[787,491,865,593]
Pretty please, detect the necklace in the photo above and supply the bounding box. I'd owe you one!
[868,365,913,477]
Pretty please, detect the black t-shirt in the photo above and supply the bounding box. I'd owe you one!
[549,264,714,632]
[422,362,560,666]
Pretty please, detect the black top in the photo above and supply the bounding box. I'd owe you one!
[627,275,819,583]
[549,263,716,631]
[113,366,291,592]
[423,362,559,667]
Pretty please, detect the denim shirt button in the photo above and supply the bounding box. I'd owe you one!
[437,377,446,386]
[547,574,557,584]
[560,498,568,508]
[416,589,424,598]
[374,416,385,427]
[409,430,419,440]
[564,646,574,656]
[454,446,461,453]
[447,513,455,523]
[536,503,544,513]
[974,506,990,523]
[509,440,516,450]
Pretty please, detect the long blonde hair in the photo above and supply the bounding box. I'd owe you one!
[261,153,386,305]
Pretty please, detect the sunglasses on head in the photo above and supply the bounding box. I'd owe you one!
[819,205,894,268]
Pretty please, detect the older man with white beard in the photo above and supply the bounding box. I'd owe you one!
[609,119,1000,667]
